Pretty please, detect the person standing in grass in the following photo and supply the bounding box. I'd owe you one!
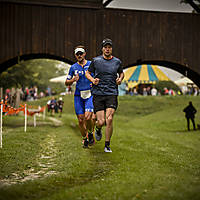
[65,45,95,148]
[57,97,64,117]
[50,96,56,116]
[183,101,197,131]
[85,38,124,153]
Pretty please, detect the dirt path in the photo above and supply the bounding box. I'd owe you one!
[48,117,63,126]
[0,133,58,187]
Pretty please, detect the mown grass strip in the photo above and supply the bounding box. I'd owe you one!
[0,95,200,200]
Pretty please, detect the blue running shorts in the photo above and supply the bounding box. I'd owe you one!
[74,95,94,115]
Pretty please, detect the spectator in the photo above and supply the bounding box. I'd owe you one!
[54,98,58,113]
[146,86,151,95]
[151,87,157,96]
[143,87,148,96]
[164,87,169,95]
[50,96,57,116]
[168,89,174,96]
[194,88,198,96]
[39,91,45,98]
[183,101,197,131]
[47,99,51,113]
[133,88,138,96]
[57,97,64,117]
[24,87,29,101]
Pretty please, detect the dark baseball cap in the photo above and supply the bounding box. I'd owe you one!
[102,38,112,47]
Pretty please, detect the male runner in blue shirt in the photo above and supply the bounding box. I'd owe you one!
[85,39,124,152]
[65,45,95,148]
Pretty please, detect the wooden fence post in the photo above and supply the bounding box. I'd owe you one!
[0,87,3,100]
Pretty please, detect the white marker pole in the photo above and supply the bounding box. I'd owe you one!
[24,104,27,132]
[34,114,36,127]
[0,102,3,148]
[43,107,46,120]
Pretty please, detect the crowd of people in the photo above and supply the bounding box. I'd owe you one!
[119,84,200,96]
[47,96,64,117]
[124,86,176,96]
[3,86,58,105]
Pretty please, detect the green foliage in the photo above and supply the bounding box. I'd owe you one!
[155,80,180,94]
[0,59,68,93]
[0,61,33,88]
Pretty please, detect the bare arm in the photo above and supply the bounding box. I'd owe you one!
[116,72,124,85]
[65,74,79,86]
[85,70,99,85]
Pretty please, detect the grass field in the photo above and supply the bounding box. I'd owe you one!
[0,95,200,200]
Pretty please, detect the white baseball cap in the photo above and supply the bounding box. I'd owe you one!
[74,47,85,55]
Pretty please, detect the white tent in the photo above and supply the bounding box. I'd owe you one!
[174,77,196,87]
[175,77,197,94]
[50,63,71,83]
[49,75,67,83]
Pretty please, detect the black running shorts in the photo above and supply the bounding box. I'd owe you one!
[93,95,118,113]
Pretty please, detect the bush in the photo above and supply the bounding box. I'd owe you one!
[155,81,180,94]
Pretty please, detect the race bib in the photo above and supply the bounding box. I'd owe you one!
[80,90,91,99]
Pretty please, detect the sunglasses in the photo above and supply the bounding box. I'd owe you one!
[76,52,84,56]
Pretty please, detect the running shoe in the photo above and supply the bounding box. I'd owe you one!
[104,146,112,153]
[88,132,95,146]
[95,127,102,141]
[83,138,89,148]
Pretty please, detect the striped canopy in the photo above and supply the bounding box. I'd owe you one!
[124,64,171,88]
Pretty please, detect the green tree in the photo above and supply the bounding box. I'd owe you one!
[0,61,34,89]
[0,59,68,94]
[155,81,180,95]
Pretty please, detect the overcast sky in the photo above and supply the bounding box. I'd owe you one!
[104,0,193,13]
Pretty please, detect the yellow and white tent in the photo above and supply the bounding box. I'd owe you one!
[124,64,171,88]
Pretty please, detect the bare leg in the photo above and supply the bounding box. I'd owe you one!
[105,108,115,141]
[96,110,105,128]
[92,113,97,129]
[77,114,87,137]
[85,111,94,132]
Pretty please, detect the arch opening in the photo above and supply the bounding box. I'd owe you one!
[0,53,74,74]
[0,54,74,100]
[125,60,200,88]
